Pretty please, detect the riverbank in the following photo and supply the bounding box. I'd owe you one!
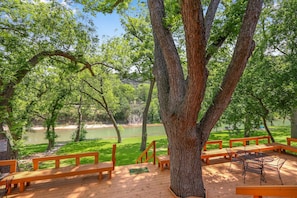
[31,123,163,131]
[24,124,166,145]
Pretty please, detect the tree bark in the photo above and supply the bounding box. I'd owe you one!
[291,109,297,138]
[262,116,275,142]
[107,109,122,143]
[74,96,83,142]
[46,125,56,151]
[148,0,263,197]
[140,78,155,151]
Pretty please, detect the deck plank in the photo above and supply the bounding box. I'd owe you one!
[5,151,297,198]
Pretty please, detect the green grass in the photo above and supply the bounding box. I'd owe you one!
[19,143,48,157]
[20,125,291,169]
[56,136,169,166]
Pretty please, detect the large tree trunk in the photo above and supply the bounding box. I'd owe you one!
[148,0,262,197]
[166,122,204,196]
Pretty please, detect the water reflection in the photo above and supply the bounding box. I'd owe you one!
[23,124,165,145]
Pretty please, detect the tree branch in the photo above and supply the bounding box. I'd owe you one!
[204,0,220,42]
[199,0,263,140]
[205,33,229,64]
[28,50,95,77]
[80,89,106,109]
[181,0,207,118]
[0,50,95,108]
[82,79,103,95]
[79,62,120,72]
[148,0,185,106]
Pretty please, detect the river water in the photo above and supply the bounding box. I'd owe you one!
[23,124,166,145]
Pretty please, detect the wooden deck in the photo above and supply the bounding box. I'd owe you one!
[4,151,297,198]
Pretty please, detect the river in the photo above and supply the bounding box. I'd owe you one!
[23,124,166,145]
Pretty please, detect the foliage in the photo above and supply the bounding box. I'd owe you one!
[221,0,297,137]
[0,0,97,148]
[71,125,88,141]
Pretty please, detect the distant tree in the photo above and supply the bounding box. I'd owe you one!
[222,0,297,140]
[0,0,96,155]
[15,62,74,150]
[81,73,123,143]
[265,0,297,137]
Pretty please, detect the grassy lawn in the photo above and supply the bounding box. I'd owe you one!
[20,125,291,169]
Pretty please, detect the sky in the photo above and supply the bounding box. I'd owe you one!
[40,0,125,39]
[92,12,124,39]
[83,0,139,40]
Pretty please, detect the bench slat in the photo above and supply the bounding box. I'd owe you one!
[236,185,297,197]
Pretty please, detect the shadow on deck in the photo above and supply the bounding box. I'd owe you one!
[6,151,297,198]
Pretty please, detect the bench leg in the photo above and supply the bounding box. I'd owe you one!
[160,162,164,171]
[99,172,102,180]
[108,171,112,179]
[159,161,170,171]
[6,184,12,194]
[167,162,170,170]
[19,182,25,192]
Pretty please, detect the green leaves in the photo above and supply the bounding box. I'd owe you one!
[74,0,132,14]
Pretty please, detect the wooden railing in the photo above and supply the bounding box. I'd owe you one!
[136,140,156,165]
[287,137,297,146]
[32,152,99,170]
[0,159,17,173]
[229,135,271,148]
[236,185,297,198]
[203,140,223,151]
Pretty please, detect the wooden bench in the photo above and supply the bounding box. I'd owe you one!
[201,149,229,165]
[1,144,116,193]
[202,142,283,165]
[203,140,223,151]
[0,160,17,194]
[157,155,170,171]
[0,160,17,174]
[229,136,271,148]
[236,185,297,198]
[157,140,224,168]
[157,147,170,171]
[278,137,297,153]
